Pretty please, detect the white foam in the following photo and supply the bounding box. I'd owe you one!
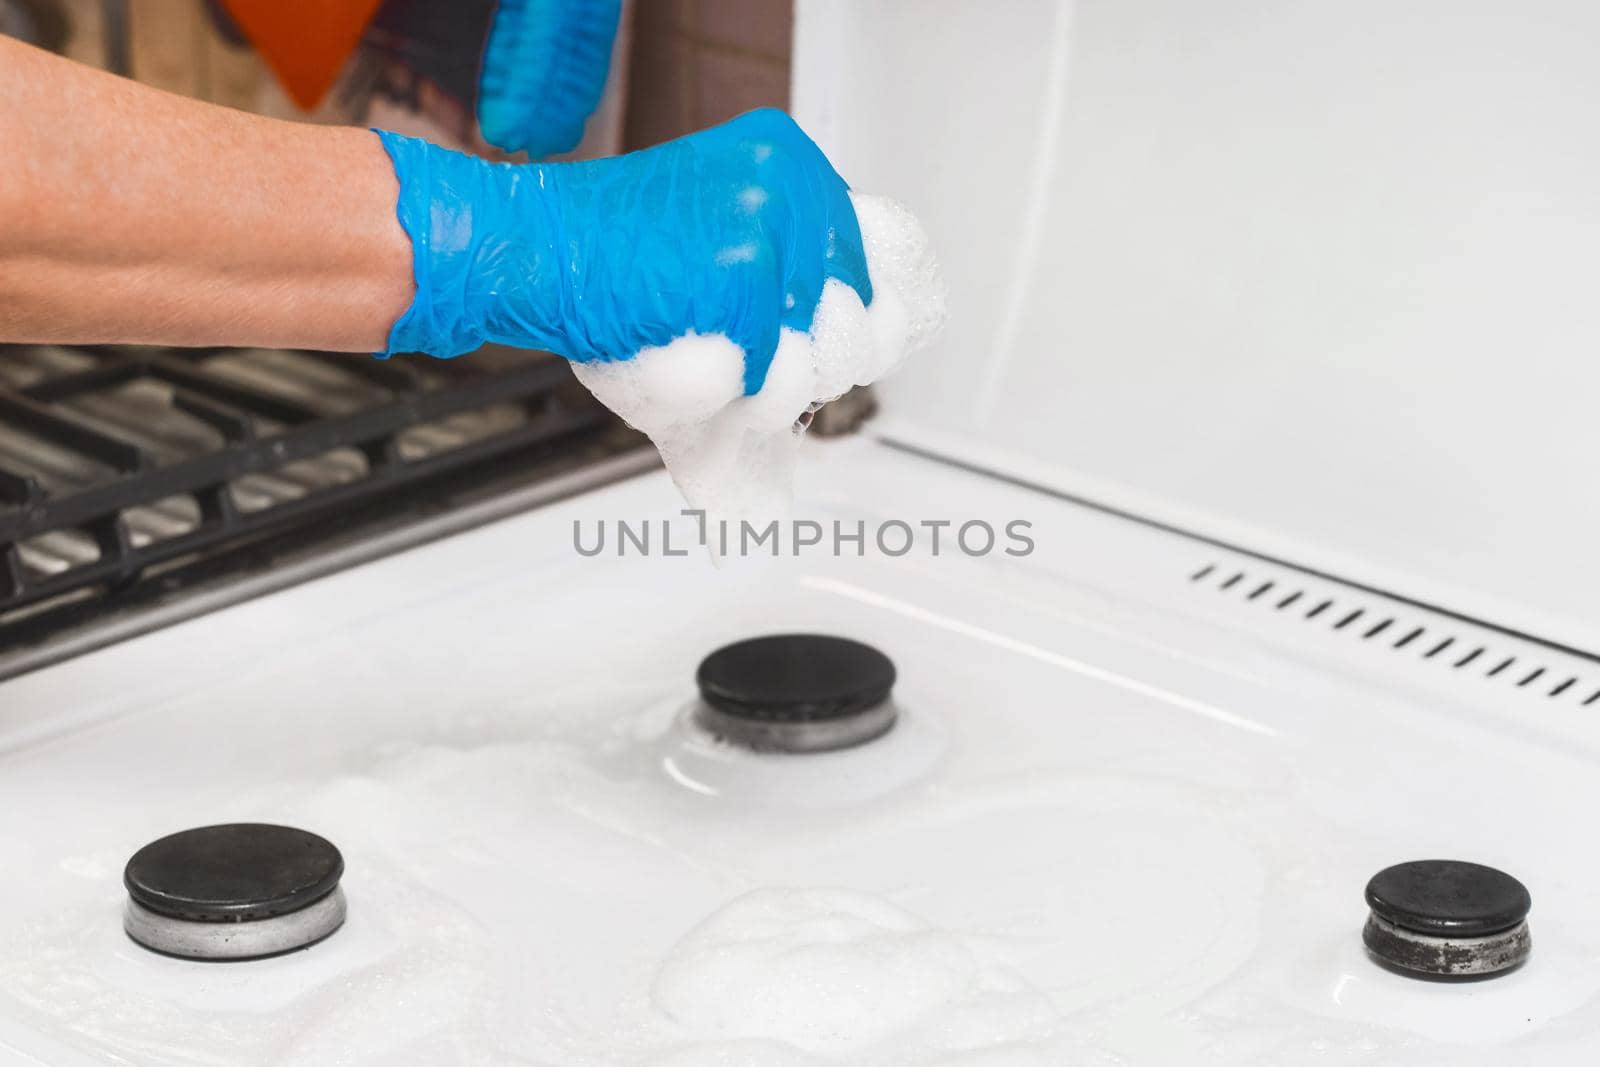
[651,888,1064,1064]
[572,193,947,532]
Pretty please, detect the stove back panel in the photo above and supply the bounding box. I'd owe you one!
[793,0,1600,654]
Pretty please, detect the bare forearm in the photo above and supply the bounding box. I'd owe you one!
[0,36,413,351]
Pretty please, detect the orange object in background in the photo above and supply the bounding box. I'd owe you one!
[219,0,386,110]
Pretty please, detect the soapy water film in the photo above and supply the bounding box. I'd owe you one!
[0,737,1093,1066]
[6,661,1596,1064]
[572,193,950,531]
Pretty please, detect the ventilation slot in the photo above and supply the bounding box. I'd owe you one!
[1333,608,1364,630]
[1188,561,1596,705]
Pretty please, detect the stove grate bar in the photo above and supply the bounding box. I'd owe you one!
[0,345,619,632]
[0,464,41,506]
[0,357,584,542]
[0,544,21,599]
[293,351,421,393]
[0,390,147,472]
[144,357,320,425]
[171,391,255,443]
[18,360,146,402]
[1,405,601,614]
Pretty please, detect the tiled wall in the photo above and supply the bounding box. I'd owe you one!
[623,0,794,150]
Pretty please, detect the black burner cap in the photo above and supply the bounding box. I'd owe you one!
[125,823,344,923]
[697,634,896,723]
[1365,859,1531,937]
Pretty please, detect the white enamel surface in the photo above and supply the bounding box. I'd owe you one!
[2,439,1600,1063]
[793,0,1600,654]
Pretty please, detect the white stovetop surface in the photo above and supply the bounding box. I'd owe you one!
[1,437,1598,1066]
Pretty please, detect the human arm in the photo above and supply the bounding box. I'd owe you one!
[0,35,412,352]
[0,35,874,396]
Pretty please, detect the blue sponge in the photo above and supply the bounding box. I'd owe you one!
[478,0,624,158]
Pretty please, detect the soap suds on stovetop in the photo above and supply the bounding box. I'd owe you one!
[649,887,1068,1066]
[572,193,947,531]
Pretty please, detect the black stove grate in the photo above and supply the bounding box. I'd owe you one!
[0,344,615,631]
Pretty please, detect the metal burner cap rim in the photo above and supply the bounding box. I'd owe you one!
[694,696,898,754]
[125,886,347,961]
[1363,912,1531,977]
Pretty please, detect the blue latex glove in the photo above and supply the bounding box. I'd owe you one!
[375,108,874,396]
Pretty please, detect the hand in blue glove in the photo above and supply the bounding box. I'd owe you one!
[375,108,873,396]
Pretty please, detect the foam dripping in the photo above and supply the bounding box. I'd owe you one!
[571,193,947,537]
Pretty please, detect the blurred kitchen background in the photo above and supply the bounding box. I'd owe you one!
[3,0,795,156]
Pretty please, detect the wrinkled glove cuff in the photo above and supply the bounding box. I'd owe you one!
[373,130,489,359]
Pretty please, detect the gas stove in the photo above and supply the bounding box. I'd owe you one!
[2,433,1597,1065]
[6,0,1599,1059]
